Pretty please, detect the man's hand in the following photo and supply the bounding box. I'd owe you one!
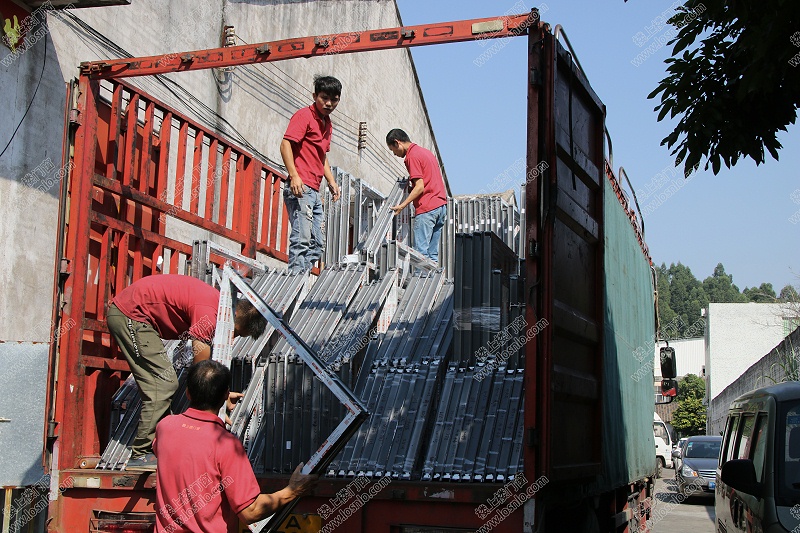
[290,175,305,197]
[226,391,243,412]
[224,392,243,425]
[238,463,320,524]
[288,463,319,499]
[328,180,340,202]
[390,205,404,215]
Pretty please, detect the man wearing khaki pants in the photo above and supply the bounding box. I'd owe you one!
[107,274,266,472]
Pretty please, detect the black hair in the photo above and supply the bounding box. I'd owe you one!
[187,360,230,411]
[314,75,342,97]
[386,129,411,146]
[235,298,268,339]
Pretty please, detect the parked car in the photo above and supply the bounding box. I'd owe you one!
[672,437,689,474]
[717,382,800,533]
[674,435,722,500]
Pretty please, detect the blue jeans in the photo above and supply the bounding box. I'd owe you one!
[413,204,446,263]
[283,184,325,273]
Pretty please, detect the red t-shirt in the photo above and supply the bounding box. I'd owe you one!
[112,275,218,343]
[404,143,447,215]
[153,409,261,533]
[283,104,332,191]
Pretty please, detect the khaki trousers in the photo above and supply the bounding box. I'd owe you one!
[107,304,178,457]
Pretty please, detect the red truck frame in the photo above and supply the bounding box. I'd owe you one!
[44,10,652,532]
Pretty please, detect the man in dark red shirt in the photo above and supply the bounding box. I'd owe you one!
[154,360,317,532]
[386,129,448,263]
[107,274,267,472]
[280,76,342,274]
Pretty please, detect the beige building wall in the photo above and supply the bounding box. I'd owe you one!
[0,0,443,341]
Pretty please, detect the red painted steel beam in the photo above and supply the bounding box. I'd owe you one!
[79,11,542,79]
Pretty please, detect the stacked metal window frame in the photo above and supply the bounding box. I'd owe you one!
[238,264,367,471]
[98,267,308,470]
[321,167,394,266]
[419,230,526,483]
[328,274,455,480]
[217,266,369,533]
[451,192,522,256]
[356,179,408,264]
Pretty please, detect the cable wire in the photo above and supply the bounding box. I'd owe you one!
[0,38,47,160]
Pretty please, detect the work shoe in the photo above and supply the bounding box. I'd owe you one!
[126,453,157,472]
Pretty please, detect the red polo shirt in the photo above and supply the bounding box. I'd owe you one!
[154,409,261,533]
[283,104,332,191]
[404,143,447,215]
[112,275,218,343]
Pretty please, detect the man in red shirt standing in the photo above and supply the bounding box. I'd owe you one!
[107,274,267,472]
[280,76,342,274]
[154,360,318,532]
[386,129,448,263]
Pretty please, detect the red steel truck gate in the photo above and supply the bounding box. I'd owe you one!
[45,10,653,532]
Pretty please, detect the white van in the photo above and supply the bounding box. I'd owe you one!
[654,413,675,474]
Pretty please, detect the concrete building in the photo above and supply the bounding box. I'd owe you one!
[708,326,800,435]
[705,303,798,404]
[0,0,442,488]
[654,337,705,424]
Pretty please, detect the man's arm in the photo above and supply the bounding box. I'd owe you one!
[323,156,340,202]
[390,178,424,215]
[238,464,318,524]
[192,340,211,363]
[280,139,305,197]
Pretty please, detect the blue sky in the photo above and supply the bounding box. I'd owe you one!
[395,0,799,293]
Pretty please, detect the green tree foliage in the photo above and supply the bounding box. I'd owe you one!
[676,373,705,402]
[672,397,707,436]
[702,263,748,303]
[743,283,778,303]
[647,1,800,176]
[657,262,789,337]
[656,263,678,332]
[672,374,707,435]
[779,284,799,302]
[666,262,708,333]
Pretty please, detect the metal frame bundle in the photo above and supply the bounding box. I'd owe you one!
[322,167,388,265]
[97,267,308,470]
[453,232,521,367]
[356,179,409,264]
[235,264,368,471]
[452,192,522,257]
[327,273,453,479]
[422,366,525,483]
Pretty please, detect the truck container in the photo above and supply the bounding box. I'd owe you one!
[35,11,657,533]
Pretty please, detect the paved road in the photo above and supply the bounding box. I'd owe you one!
[650,468,716,533]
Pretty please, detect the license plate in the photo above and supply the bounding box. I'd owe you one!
[709,481,716,489]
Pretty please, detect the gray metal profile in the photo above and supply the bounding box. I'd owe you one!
[452,192,521,256]
[322,167,390,265]
[98,268,308,471]
[101,181,530,489]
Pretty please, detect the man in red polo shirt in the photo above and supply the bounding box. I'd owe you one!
[107,274,267,472]
[385,129,448,263]
[280,75,342,274]
[154,360,318,532]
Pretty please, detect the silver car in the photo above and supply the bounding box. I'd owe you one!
[674,435,722,500]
